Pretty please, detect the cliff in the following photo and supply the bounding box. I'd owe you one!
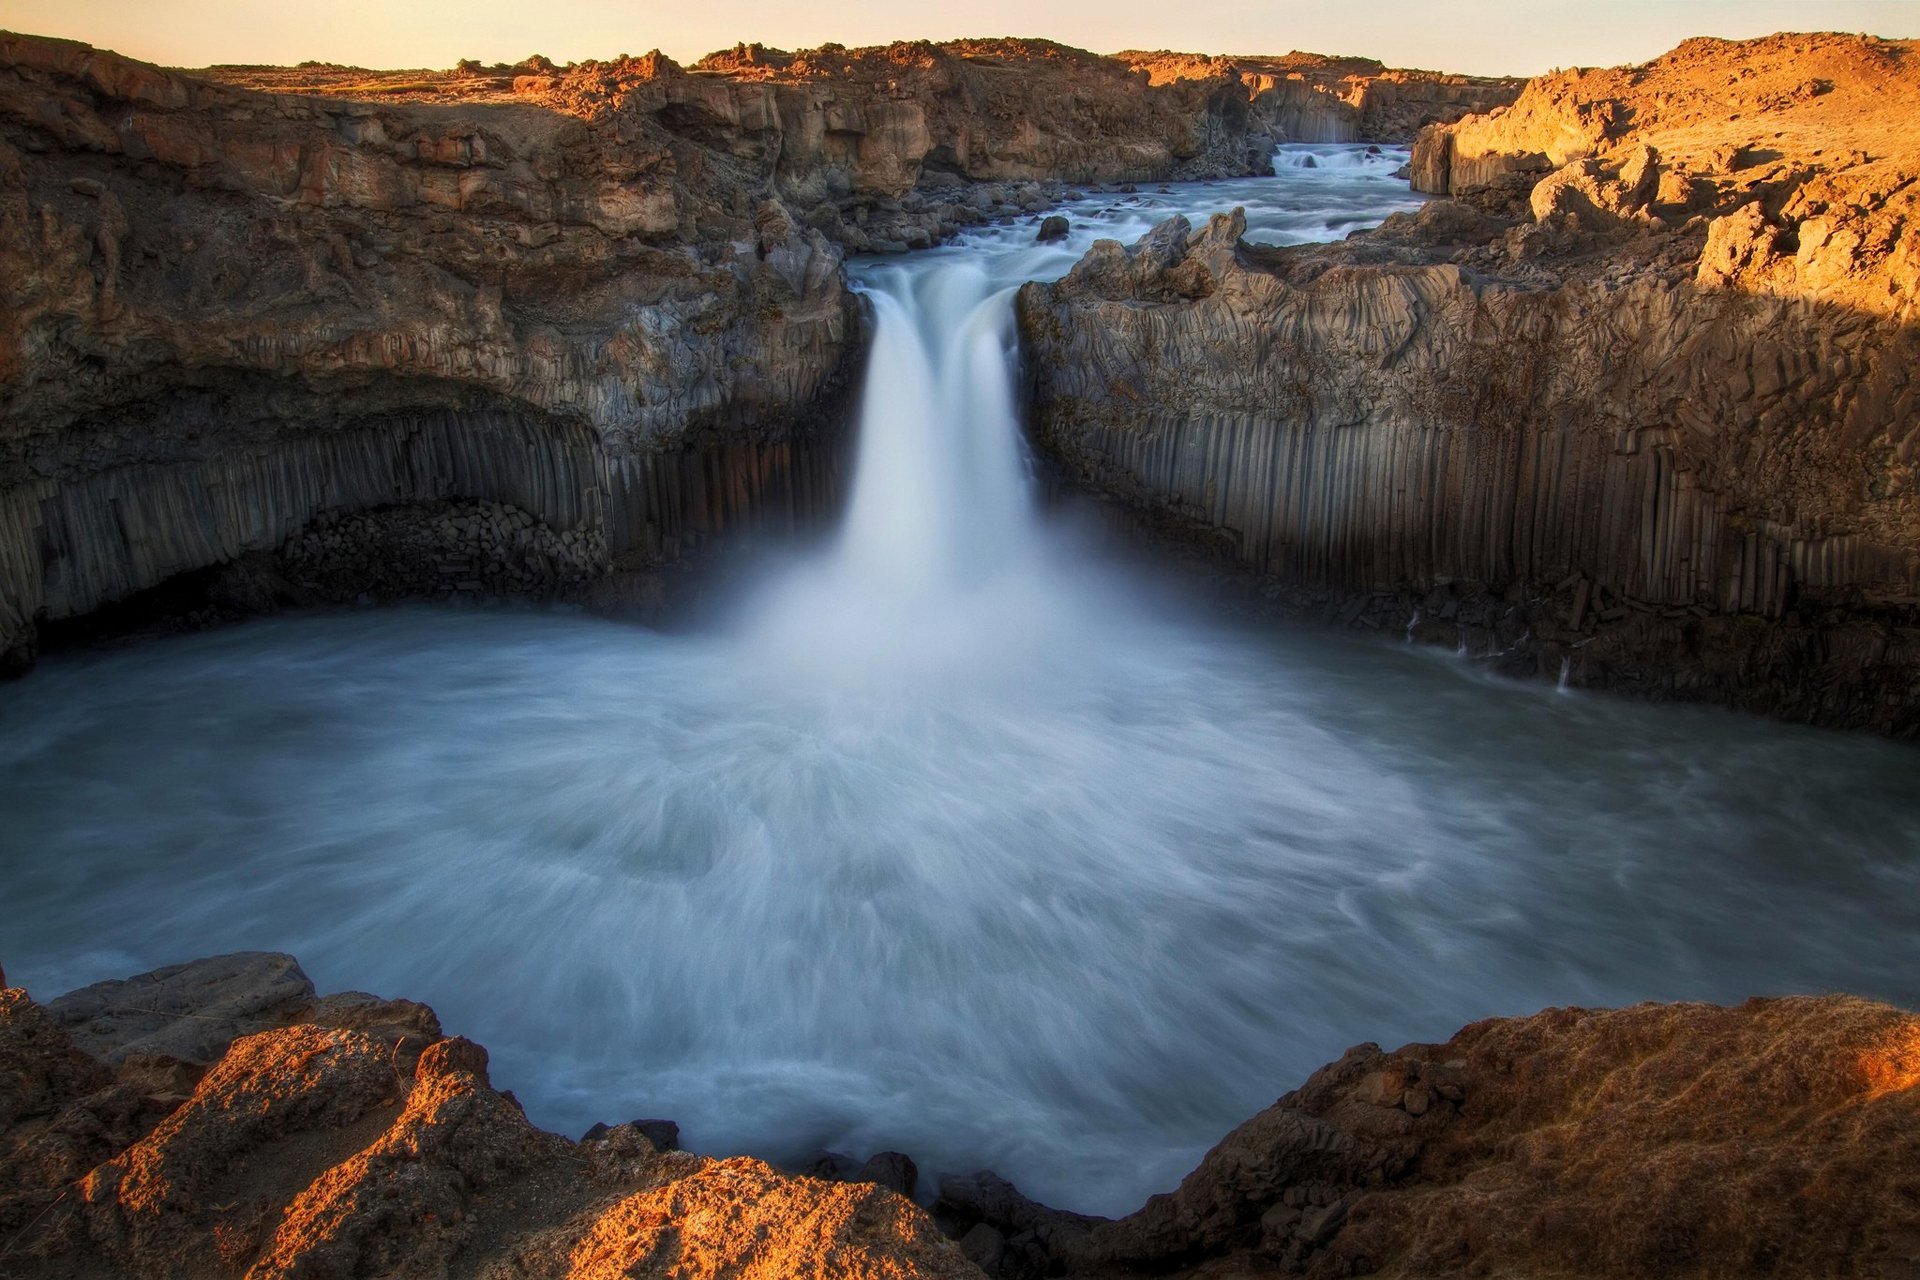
[0,32,864,671]
[1112,49,1521,146]
[5,953,1917,1278]
[1017,33,1920,732]
[0,32,1510,672]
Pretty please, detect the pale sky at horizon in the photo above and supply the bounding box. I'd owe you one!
[2,0,1918,78]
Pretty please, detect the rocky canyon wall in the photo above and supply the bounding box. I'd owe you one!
[1113,49,1520,149]
[0,32,874,668]
[0,32,1512,670]
[1019,34,1920,732]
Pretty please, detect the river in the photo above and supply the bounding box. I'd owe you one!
[4,145,1918,1216]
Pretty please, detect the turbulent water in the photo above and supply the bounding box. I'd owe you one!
[6,146,1920,1217]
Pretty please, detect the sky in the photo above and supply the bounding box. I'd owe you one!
[1,0,1917,77]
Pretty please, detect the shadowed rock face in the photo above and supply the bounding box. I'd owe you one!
[1017,33,1920,732]
[0,33,868,669]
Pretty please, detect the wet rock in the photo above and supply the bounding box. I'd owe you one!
[804,1150,862,1180]
[933,1169,1103,1256]
[583,1116,680,1150]
[858,1150,919,1197]
[958,1222,1005,1271]
[1036,214,1070,242]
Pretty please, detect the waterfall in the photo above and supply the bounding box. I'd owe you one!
[45,148,1910,1225]
[836,261,1036,596]
[739,247,1073,682]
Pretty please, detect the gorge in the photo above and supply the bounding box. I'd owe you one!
[3,19,1920,1280]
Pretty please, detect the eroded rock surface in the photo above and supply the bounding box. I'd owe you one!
[1019,33,1920,731]
[0,963,980,1279]
[11,956,1915,1278]
[938,998,1920,1279]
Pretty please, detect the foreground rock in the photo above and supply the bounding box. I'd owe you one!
[6,953,1919,1277]
[945,996,1920,1278]
[1,957,980,1279]
[1019,33,1920,732]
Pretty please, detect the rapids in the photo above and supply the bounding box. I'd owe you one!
[5,147,1919,1216]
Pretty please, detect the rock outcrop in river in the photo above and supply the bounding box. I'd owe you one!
[1018,33,1920,732]
[5,953,1917,1278]
[0,32,1515,671]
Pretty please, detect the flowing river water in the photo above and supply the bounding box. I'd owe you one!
[5,146,1920,1216]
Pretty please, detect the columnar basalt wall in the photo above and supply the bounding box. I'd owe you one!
[3,405,851,658]
[0,33,864,668]
[1019,194,1920,731]
[1019,34,1920,731]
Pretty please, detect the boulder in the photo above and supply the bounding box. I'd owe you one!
[857,1150,919,1197]
[45,953,316,1064]
[583,1116,680,1150]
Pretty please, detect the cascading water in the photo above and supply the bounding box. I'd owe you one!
[5,149,1920,1217]
[839,264,1034,586]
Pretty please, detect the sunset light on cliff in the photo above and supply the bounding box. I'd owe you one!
[6,0,1919,76]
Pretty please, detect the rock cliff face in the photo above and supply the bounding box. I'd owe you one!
[0,32,1511,672]
[1113,50,1521,147]
[0,32,864,670]
[6,954,1918,1278]
[1018,34,1920,732]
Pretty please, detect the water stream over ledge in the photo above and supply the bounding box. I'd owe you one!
[6,147,1920,1217]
